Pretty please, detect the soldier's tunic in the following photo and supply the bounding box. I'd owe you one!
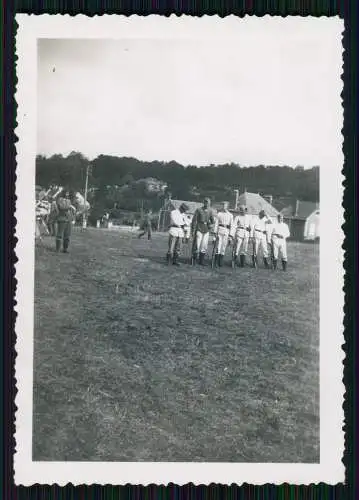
[252,216,272,258]
[271,221,290,261]
[231,213,252,256]
[214,209,233,255]
[191,207,215,254]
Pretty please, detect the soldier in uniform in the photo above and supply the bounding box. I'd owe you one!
[251,209,272,269]
[55,189,76,253]
[166,203,189,266]
[271,213,290,270]
[213,201,234,267]
[230,205,252,267]
[191,197,215,265]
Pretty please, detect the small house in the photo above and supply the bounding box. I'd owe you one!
[281,200,320,241]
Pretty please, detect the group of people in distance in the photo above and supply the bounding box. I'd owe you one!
[40,188,290,269]
[166,198,290,270]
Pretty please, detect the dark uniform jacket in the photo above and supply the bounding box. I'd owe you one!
[191,207,215,234]
[56,197,75,222]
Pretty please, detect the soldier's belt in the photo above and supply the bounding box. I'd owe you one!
[273,234,284,238]
[219,224,231,229]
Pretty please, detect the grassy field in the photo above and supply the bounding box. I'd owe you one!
[33,228,319,462]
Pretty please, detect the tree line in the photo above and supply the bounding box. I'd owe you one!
[36,152,320,223]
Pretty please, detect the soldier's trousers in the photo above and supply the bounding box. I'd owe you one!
[195,231,210,254]
[56,221,72,248]
[216,231,230,255]
[253,236,269,258]
[234,235,249,256]
[168,235,182,255]
[272,237,287,261]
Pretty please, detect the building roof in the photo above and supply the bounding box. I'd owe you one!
[236,192,279,217]
[281,200,319,220]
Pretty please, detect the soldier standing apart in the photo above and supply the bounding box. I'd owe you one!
[55,190,76,253]
[191,197,215,265]
[251,209,272,269]
[213,201,233,267]
[231,205,252,267]
[271,214,290,270]
[138,210,153,240]
[166,203,189,266]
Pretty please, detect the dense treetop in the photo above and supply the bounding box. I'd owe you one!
[36,152,319,220]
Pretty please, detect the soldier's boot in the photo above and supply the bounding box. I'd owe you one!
[55,238,61,252]
[282,259,287,271]
[172,253,180,266]
[213,254,219,268]
[252,255,257,268]
[272,259,278,270]
[192,253,198,265]
[166,252,171,265]
[263,257,270,269]
[240,255,246,268]
[199,253,205,266]
[218,254,223,267]
[232,254,238,267]
[63,238,70,253]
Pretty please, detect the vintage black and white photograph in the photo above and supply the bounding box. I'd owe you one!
[15,15,344,485]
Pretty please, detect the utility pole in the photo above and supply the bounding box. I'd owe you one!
[82,163,90,229]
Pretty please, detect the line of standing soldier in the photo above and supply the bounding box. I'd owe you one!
[166,198,290,270]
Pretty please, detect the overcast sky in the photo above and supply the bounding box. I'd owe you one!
[37,18,343,168]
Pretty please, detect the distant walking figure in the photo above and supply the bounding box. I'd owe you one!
[138,210,153,240]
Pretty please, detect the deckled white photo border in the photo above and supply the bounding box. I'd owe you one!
[14,14,345,486]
